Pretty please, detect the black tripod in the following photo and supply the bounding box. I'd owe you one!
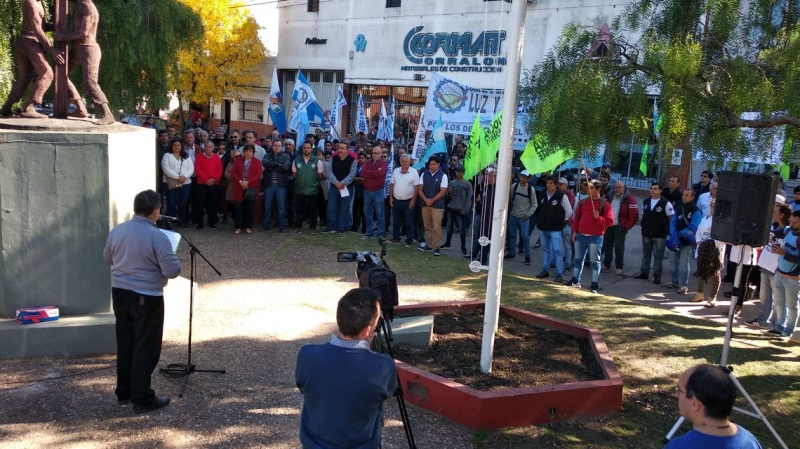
[159,222,225,397]
[376,311,417,449]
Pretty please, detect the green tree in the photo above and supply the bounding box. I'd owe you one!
[519,0,800,164]
[0,0,202,114]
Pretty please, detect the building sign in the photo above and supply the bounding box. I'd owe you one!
[305,37,327,45]
[401,26,507,73]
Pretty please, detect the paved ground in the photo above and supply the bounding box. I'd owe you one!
[0,209,795,448]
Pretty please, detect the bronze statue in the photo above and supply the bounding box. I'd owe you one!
[53,0,115,125]
[0,0,65,118]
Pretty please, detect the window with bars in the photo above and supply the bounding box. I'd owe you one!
[386,0,401,7]
[238,99,264,122]
[308,0,319,12]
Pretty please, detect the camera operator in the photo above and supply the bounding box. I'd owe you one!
[295,288,398,449]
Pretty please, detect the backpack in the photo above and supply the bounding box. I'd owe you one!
[510,182,534,209]
[578,197,606,216]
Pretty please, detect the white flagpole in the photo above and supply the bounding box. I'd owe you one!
[480,0,528,374]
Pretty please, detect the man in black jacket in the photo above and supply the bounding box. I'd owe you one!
[261,140,292,232]
[635,182,674,284]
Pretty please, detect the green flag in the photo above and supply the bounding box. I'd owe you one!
[639,142,649,176]
[780,138,792,180]
[481,110,503,167]
[519,134,569,174]
[463,113,483,180]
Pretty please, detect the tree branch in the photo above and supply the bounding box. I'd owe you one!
[726,111,800,128]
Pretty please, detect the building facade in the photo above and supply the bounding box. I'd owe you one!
[276,0,621,144]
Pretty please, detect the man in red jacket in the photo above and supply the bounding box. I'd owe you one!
[564,179,615,293]
[194,141,223,229]
[602,181,639,275]
[361,145,388,238]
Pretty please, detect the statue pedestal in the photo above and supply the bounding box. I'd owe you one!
[0,118,155,359]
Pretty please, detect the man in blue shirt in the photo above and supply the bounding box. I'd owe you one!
[103,189,181,414]
[767,210,800,340]
[666,364,762,449]
[295,288,398,449]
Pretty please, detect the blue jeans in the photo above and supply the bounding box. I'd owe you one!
[507,215,530,257]
[573,234,603,283]
[772,273,799,334]
[670,245,693,287]
[541,230,564,275]
[392,199,415,243]
[562,224,573,268]
[363,190,385,236]
[166,183,191,225]
[756,271,775,326]
[262,182,287,229]
[641,237,666,276]
[325,185,353,232]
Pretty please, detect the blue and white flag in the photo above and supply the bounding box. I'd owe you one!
[289,71,326,141]
[413,116,446,170]
[384,143,395,198]
[377,99,388,141]
[356,94,368,134]
[653,100,662,138]
[329,85,347,139]
[386,96,396,143]
[268,67,287,135]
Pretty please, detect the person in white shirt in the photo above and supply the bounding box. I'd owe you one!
[696,183,717,218]
[161,138,195,227]
[388,154,420,246]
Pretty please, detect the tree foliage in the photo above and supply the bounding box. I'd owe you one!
[0,0,201,113]
[171,0,267,107]
[519,0,800,163]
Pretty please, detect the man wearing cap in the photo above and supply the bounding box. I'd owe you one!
[558,177,576,270]
[535,175,572,281]
[506,170,538,265]
[564,179,614,293]
[443,164,473,255]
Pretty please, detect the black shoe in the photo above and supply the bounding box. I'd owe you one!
[208,223,217,229]
[653,275,661,285]
[433,250,441,256]
[441,244,451,249]
[590,282,599,294]
[602,262,611,270]
[554,275,563,283]
[504,253,515,259]
[133,396,170,414]
[524,257,531,266]
[461,247,467,255]
[564,277,580,287]
[196,224,203,230]
[633,273,649,280]
[536,270,550,279]
[723,291,733,298]
[462,254,472,259]
[533,241,541,250]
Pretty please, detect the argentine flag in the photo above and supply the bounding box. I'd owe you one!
[413,116,446,170]
[289,71,326,141]
[268,67,287,135]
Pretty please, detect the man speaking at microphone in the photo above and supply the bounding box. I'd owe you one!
[103,189,181,414]
[295,288,398,448]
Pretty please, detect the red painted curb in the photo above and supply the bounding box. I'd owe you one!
[393,302,623,429]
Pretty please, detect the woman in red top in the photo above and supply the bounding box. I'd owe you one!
[231,144,263,234]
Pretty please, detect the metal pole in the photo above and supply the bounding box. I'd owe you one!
[626,134,635,180]
[479,0,528,374]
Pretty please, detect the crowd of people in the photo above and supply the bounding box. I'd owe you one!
[153,123,799,337]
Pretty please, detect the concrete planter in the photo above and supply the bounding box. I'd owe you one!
[394,301,623,429]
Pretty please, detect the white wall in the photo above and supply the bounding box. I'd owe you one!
[276,0,622,89]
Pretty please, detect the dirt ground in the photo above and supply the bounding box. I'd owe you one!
[393,310,604,391]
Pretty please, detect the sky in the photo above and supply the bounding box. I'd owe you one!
[247,2,280,55]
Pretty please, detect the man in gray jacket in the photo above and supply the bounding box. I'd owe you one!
[442,165,473,255]
[507,170,538,265]
[103,190,181,414]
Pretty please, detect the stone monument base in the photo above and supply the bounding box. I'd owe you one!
[0,117,156,359]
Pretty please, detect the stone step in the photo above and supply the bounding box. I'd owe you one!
[0,313,116,359]
[387,315,434,350]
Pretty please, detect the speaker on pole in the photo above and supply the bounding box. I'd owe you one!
[710,171,778,246]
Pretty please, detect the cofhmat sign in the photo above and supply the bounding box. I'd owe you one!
[401,26,507,73]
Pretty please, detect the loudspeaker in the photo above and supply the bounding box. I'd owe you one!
[711,171,778,246]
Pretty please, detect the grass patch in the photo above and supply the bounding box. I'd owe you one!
[300,232,800,448]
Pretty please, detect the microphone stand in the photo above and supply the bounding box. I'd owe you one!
[159,220,225,397]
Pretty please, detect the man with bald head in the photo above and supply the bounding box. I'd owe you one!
[602,180,639,275]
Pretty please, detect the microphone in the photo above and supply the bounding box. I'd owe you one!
[157,215,181,222]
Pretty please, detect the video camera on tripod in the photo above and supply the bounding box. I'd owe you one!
[337,237,399,320]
